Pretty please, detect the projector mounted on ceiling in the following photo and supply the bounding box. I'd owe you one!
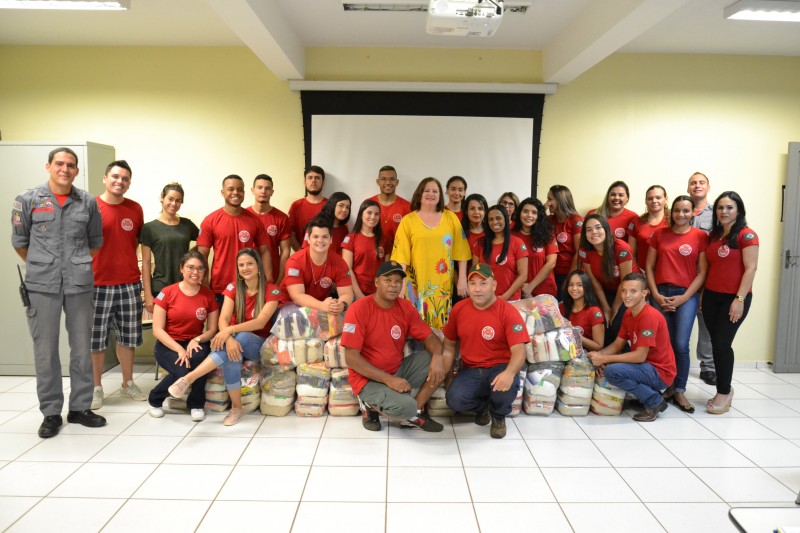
[426,0,504,37]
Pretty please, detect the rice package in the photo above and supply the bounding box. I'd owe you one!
[508,368,526,417]
[328,368,358,416]
[524,361,565,416]
[295,395,328,417]
[271,304,343,341]
[238,360,262,414]
[591,377,626,416]
[427,384,454,417]
[556,355,595,416]
[324,336,347,368]
[260,335,327,367]
[204,367,230,411]
[296,362,331,397]
[260,365,296,416]
[511,295,568,336]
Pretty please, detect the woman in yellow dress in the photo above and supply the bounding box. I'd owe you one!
[392,177,471,328]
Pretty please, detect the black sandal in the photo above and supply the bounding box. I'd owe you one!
[670,395,695,413]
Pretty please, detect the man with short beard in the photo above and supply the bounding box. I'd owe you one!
[288,165,328,251]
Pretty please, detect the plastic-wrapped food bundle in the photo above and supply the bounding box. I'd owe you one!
[591,376,626,416]
[528,327,582,363]
[508,368,526,417]
[260,335,327,367]
[260,364,296,416]
[426,384,454,417]
[511,295,568,336]
[324,336,347,368]
[295,395,328,416]
[296,362,331,397]
[271,304,343,341]
[524,361,565,416]
[239,360,262,414]
[556,355,595,416]
[205,367,230,412]
[328,368,358,416]
[403,328,445,358]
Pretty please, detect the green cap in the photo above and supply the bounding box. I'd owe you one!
[468,263,494,280]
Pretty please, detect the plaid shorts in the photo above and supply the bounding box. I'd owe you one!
[91,282,143,351]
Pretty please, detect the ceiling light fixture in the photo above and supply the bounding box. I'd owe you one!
[342,0,528,13]
[0,0,129,10]
[724,0,800,22]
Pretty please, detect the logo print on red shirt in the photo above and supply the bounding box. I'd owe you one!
[391,325,402,340]
[196,307,207,321]
[718,245,730,258]
[481,326,495,340]
[238,230,251,243]
[614,227,626,238]
[495,254,507,266]
[320,276,332,289]
[679,244,693,256]
[267,224,278,237]
[121,218,134,231]
[557,232,568,243]
[393,213,403,223]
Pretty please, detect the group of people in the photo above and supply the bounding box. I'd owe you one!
[12,148,757,440]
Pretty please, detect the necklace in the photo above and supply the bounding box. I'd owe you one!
[309,255,328,286]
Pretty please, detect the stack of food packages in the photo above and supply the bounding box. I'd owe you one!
[322,337,359,416]
[406,329,456,417]
[258,304,343,416]
[239,360,262,414]
[509,368,527,417]
[205,366,230,412]
[591,376,625,416]
[511,295,584,417]
[556,355,596,416]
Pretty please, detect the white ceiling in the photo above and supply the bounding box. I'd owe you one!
[1,0,798,83]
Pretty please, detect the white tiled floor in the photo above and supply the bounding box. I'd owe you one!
[2,365,800,532]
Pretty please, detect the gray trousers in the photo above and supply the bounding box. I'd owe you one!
[357,350,432,420]
[27,291,94,416]
[695,309,715,371]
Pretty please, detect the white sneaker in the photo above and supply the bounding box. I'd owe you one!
[90,386,104,410]
[190,409,205,422]
[121,380,147,401]
[148,406,164,418]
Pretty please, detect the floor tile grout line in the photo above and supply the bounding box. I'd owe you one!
[287,414,329,532]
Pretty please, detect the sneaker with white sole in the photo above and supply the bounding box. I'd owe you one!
[168,377,190,399]
[148,406,165,418]
[120,380,146,401]
[190,408,205,422]
[90,386,104,410]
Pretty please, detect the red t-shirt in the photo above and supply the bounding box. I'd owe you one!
[445,206,464,222]
[341,232,385,296]
[288,197,327,243]
[549,214,583,275]
[578,238,639,292]
[588,208,638,240]
[247,206,290,278]
[93,197,144,286]
[618,304,677,386]
[197,208,269,294]
[221,282,282,338]
[705,227,759,294]
[302,224,348,256]
[443,298,530,368]
[512,230,558,297]
[279,248,353,304]
[155,283,219,341]
[559,303,605,339]
[650,227,709,289]
[341,296,433,396]
[368,195,411,256]
[628,216,669,268]
[472,235,528,300]
[466,229,485,250]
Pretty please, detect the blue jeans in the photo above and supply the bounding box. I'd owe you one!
[208,332,265,389]
[604,362,667,409]
[652,285,698,392]
[446,364,519,418]
[151,340,210,409]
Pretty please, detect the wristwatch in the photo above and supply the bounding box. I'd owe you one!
[736,295,745,302]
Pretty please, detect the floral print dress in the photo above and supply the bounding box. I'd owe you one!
[391,210,471,328]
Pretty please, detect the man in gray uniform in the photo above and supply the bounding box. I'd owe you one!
[688,171,716,386]
[11,147,107,438]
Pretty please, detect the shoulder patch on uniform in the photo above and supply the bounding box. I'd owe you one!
[578,250,586,258]
[594,311,602,319]
[744,232,755,240]
[288,268,300,277]
[512,324,523,332]
[575,220,583,227]
[156,292,165,300]
[225,283,234,291]
[271,288,281,295]
[13,201,22,211]
[619,250,629,258]
[13,212,22,225]
[641,329,653,337]
[343,323,356,334]
[520,244,527,251]
[343,235,350,244]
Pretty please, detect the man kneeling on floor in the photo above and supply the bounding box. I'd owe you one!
[588,272,677,422]
[342,261,446,432]
[443,264,530,439]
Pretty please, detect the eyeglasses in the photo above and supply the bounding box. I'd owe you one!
[500,201,516,208]
[185,265,207,273]
[378,178,398,183]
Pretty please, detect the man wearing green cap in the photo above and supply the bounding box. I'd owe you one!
[443,263,530,438]
[342,261,446,432]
